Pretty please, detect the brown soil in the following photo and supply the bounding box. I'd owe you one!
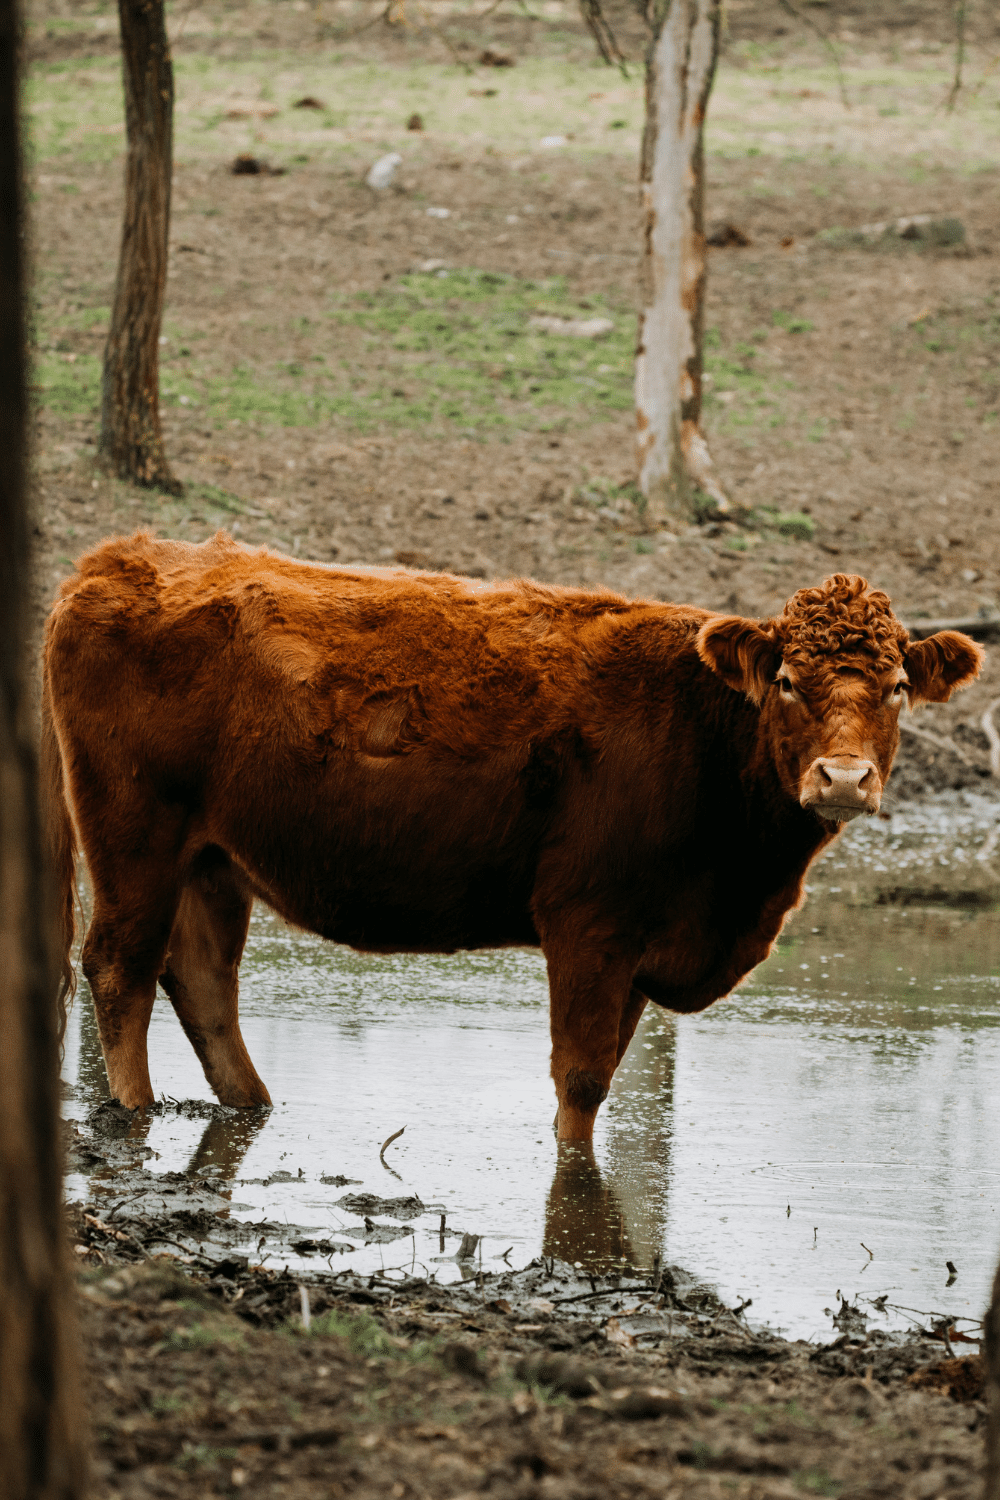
[73,1240,986,1500]
[63,1098,990,1500]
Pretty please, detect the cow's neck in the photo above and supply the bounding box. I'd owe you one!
[710,676,836,892]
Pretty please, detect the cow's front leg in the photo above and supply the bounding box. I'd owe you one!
[543,929,639,1141]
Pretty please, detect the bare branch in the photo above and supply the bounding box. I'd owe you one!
[578,0,630,75]
[898,720,976,767]
[946,0,967,113]
[776,0,850,111]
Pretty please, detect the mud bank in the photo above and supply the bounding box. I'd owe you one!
[68,1102,987,1500]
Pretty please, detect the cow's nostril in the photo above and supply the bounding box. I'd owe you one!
[858,767,873,790]
[819,766,833,788]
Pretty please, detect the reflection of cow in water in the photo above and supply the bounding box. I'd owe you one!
[44,534,982,1139]
[544,1144,635,1275]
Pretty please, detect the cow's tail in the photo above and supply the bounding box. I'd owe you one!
[41,675,77,1043]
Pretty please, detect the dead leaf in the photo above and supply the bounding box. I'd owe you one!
[707,222,751,248]
[604,1317,635,1349]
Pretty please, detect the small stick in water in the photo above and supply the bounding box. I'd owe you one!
[299,1285,311,1332]
[380,1126,405,1164]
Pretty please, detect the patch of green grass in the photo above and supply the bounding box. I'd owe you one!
[167,1318,246,1352]
[301,1308,438,1364]
[324,268,634,433]
[66,305,110,331]
[34,270,634,436]
[176,1442,239,1472]
[772,309,815,335]
[152,1392,194,1417]
[751,507,815,541]
[796,1468,841,1497]
[34,350,101,416]
[184,482,247,515]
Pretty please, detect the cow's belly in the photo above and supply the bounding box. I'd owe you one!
[213,749,546,954]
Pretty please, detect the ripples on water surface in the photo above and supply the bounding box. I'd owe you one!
[63,793,1000,1339]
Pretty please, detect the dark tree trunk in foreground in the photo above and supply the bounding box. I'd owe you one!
[986,1253,1000,1500]
[100,0,180,493]
[635,0,730,523]
[0,1,88,1494]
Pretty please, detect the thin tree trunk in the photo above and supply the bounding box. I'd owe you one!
[100,0,181,494]
[0,0,88,1492]
[635,0,731,525]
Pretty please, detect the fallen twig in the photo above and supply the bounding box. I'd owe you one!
[899,720,976,767]
[226,1425,343,1453]
[555,1285,651,1306]
[380,1125,405,1163]
[901,615,1000,641]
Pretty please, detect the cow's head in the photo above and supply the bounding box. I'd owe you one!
[696,574,984,824]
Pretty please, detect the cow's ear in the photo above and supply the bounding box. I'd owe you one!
[904,630,985,704]
[697,616,779,706]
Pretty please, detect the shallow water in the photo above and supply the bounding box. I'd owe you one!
[64,793,1000,1340]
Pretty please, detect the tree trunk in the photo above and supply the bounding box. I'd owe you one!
[986,1252,1000,1500]
[100,0,181,494]
[0,0,88,1493]
[635,0,730,526]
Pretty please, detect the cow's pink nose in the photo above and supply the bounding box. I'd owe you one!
[800,757,881,823]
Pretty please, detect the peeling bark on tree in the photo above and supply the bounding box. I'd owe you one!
[100,0,181,494]
[0,1,88,1493]
[635,0,731,526]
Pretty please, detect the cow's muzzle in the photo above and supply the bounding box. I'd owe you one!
[800,756,881,823]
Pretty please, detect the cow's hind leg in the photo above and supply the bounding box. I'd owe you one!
[83,877,181,1111]
[159,850,271,1108]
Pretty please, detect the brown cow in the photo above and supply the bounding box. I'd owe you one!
[43,533,983,1139]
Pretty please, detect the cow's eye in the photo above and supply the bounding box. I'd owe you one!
[779,677,795,696]
[889,681,906,705]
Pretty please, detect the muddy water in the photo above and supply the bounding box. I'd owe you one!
[63,794,1000,1339]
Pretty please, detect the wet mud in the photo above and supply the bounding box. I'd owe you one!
[71,1174,987,1500]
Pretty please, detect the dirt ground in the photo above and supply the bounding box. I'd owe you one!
[71,1208,988,1500]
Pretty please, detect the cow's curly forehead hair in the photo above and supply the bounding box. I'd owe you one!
[770,573,907,669]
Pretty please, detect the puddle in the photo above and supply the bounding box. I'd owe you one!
[62,791,1000,1340]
